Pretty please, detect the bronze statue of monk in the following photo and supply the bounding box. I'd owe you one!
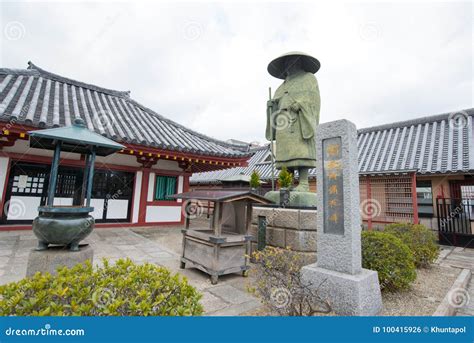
[266,52,321,192]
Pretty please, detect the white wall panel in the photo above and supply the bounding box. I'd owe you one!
[107,199,129,219]
[145,205,181,223]
[147,172,155,202]
[53,197,74,206]
[89,199,105,219]
[177,175,184,202]
[132,171,142,223]
[6,196,41,220]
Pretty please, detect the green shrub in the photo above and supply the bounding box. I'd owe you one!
[384,223,439,268]
[0,258,203,316]
[362,231,416,291]
[278,166,293,189]
[250,170,261,189]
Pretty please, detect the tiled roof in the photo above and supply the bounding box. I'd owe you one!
[191,146,270,184]
[191,109,474,183]
[357,110,474,174]
[0,63,249,158]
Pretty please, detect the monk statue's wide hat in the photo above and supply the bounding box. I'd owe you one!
[267,51,320,79]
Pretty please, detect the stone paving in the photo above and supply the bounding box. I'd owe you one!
[0,226,261,316]
[437,245,474,316]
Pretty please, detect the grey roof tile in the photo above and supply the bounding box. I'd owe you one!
[0,63,248,158]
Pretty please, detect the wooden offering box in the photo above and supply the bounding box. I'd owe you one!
[171,190,272,284]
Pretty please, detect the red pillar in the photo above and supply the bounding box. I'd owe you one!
[0,157,11,218]
[411,172,419,224]
[183,173,190,192]
[138,168,150,224]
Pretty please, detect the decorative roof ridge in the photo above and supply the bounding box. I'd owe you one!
[357,108,474,134]
[249,145,271,152]
[0,68,39,76]
[26,62,131,98]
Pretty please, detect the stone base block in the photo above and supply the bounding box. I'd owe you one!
[301,264,382,316]
[26,245,94,277]
[264,191,317,207]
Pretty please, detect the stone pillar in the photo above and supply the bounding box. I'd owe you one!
[301,119,382,315]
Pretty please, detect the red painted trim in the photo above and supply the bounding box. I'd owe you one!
[1,151,141,172]
[146,201,181,206]
[411,172,419,224]
[138,168,150,224]
[0,157,11,218]
[4,123,250,167]
[0,225,32,231]
[151,169,188,177]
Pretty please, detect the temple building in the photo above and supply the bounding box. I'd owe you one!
[191,110,474,238]
[0,63,250,229]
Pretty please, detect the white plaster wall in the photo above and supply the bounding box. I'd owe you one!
[3,140,81,160]
[147,172,155,202]
[0,156,9,201]
[106,199,129,219]
[96,153,142,167]
[145,205,181,223]
[177,175,184,203]
[53,197,74,206]
[89,198,105,220]
[153,159,182,171]
[132,171,142,223]
[6,196,41,220]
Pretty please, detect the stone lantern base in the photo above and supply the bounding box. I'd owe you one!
[26,245,94,277]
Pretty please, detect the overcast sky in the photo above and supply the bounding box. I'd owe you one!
[1,1,472,144]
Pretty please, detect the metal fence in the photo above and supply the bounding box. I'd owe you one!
[436,198,474,248]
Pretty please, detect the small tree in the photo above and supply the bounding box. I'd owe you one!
[250,170,260,189]
[248,247,331,316]
[278,166,293,189]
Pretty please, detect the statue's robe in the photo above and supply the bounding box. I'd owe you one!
[266,71,320,170]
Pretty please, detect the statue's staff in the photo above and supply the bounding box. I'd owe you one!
[268,87,276,191]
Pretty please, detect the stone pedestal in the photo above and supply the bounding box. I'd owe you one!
[301,119,382,316]
[301,265,382,315]
[26,245,94,277]
[250,207,317,265]
[264,191,317,207]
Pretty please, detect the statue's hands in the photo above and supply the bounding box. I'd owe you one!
[290,102,300,112]
[267,99,279,109]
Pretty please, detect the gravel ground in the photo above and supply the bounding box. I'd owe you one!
[244,265,461,316]
[380,265,460,316]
